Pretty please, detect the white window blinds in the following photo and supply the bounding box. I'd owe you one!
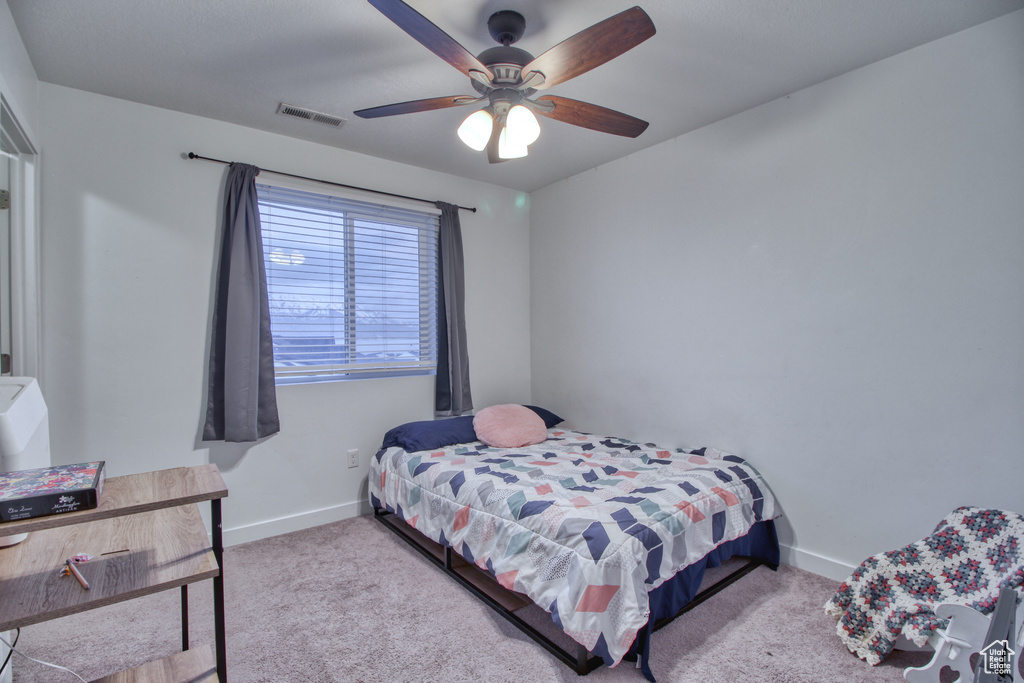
[256,183,439,382]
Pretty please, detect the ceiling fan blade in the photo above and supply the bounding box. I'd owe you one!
[535,95,649,138]
[521,7,655,90]
[367,0,492,81]
[486,116,506,164]
[354,95,474,119]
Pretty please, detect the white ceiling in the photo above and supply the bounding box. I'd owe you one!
[8,0,1023,192]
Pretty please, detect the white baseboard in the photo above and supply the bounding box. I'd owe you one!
[221,507,859,584]
[779,543,855,582]
[222,499,370,547]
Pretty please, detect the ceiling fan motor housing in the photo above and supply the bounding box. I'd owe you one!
[488,10,526,45]
[473,45,535,91]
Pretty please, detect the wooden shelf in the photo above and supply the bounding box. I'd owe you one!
[0,464,227,536]
[0,465,228,682]
[90,645,218,683]
[0,505,219,630]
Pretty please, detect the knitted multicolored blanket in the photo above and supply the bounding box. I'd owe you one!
[824,506,1024,665]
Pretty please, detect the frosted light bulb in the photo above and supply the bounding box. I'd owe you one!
[498,127,528,159]
[504,105,540,147]
[457,109,493,151]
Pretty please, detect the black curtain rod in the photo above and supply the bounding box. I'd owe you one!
[186,152,476,213]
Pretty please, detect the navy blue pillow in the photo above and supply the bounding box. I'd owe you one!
[523,405,564,428]
[381,416,478,452]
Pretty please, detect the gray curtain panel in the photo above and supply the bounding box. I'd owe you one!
[203,163,280,442]
[435,201,473,416]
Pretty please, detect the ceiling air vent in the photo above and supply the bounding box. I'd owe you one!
[277,103,347,128]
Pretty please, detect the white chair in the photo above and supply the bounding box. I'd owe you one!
[902,587,1022,682]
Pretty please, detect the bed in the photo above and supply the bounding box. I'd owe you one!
[369,406,780,680]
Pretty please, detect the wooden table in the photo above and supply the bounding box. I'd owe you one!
[0,465,228,682]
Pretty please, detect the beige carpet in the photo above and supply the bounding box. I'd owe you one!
[9,515,936,682]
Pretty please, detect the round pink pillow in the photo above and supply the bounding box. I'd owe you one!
[473,404,548,448]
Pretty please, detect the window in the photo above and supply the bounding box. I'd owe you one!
[257,183,439,383]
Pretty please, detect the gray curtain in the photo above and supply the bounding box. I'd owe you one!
[203,163,280,442]
[434,202,473,416]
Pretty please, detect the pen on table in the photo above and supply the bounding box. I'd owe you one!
[66,558,90,590]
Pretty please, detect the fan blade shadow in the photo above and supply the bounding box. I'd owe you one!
[354,95,476,119]
[522,7,655,90]
[535,95,649,137]
[368,0,492,81]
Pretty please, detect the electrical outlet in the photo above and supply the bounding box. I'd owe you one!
[347,448,359,468]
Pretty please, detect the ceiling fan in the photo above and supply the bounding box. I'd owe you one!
[354,0,656,163]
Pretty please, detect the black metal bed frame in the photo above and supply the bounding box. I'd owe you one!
[374,507,767,676]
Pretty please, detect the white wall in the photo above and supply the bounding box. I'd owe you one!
[36,84,532,544]
[530,11,1024,580]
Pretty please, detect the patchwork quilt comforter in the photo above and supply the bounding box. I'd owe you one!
[370,428,778,666]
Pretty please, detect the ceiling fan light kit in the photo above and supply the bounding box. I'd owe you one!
[356,0,656,163]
